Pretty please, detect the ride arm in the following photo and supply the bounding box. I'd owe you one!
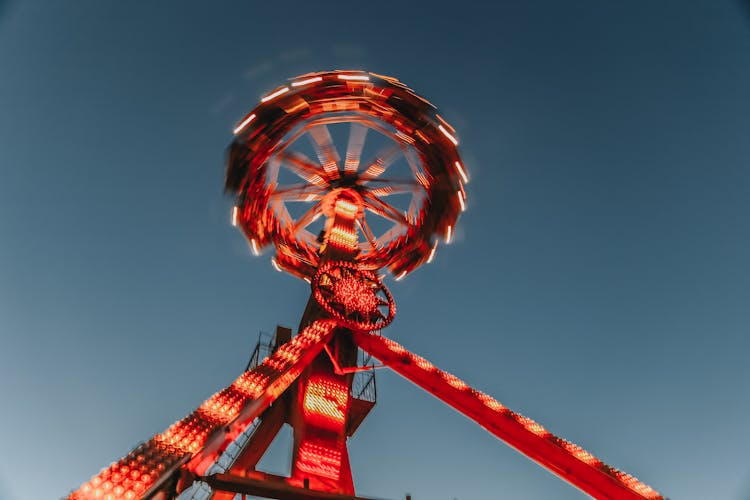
[68,320,338,500]
[351,331,662,500]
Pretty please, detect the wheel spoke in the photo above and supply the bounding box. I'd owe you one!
[363,193,409,226]
[356,217,378,251]
[344,123,368,173]
[307,124,340,176]
[362,177,419,186]
[402,147,423,181]
[365,179,420,197]
[271,184,326,202]
[407,189,422,221]
[267,156,282,186]
[293,201,323,233]
[362,143,401,178]
[278,150,328,186]
[270,198,294,229]
[375,225,407,248]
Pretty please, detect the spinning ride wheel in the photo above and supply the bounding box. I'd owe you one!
[227,70,468,280]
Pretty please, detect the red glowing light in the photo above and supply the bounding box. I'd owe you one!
[69,69,663,500]
[332,277,380,314]
[312,260,395,331]
[68,320,338,500]
[352,331,663,500]
[226,70,466,281]
[302,375,348,431]
[296,439,343,480]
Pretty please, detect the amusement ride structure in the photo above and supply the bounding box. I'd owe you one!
[68,71,662,500]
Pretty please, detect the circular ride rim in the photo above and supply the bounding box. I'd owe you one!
[226,70,467,280]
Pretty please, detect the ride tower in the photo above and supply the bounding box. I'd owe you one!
[68,71,663,500]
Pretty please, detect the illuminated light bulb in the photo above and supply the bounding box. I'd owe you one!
[476,392,506,412]
[455,161,469,183]
[445,225,453,244]
[442,372,468,390]
[384,338,407,354]
[260,86,290,103]
[515,415,548,437]
[232,113,256,135]
[338,74,370,81]
[297,440,343,480]
[328,226,358,250]
[427,241,438,263]
[291,76,322,87]
[307,173,325,186]
[271,258,282,272]
[231,206,239,226]
[335,199,359,218]
[413,355,434,371]
[250,239,260,256]
[331,275,380,313]
[457,191,466,211]
[303,376,348,430]
[438,125,459,146]
[560,441,599,466]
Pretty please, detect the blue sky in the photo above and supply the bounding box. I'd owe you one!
[1,1,750,499]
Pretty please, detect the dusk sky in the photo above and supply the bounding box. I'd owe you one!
[2,2,750,499]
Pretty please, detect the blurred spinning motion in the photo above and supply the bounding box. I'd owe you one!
[68,71,662,500]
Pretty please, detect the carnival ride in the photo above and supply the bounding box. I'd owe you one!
[68,70,662,500]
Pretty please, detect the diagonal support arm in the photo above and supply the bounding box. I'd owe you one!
[68,320,338,500]
[351,331,663,500]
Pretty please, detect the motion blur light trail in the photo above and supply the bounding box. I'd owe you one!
[68,71,662,500]
[226,70,467,282]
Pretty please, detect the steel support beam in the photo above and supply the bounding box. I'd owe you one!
[352,331,661,500]
[201,473,381,500]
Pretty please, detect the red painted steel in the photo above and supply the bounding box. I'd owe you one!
[67,70,664,500]
[68,320,337,500]
[201,472,378,500]
[351,331,662,500]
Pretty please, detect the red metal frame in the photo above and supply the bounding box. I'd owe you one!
[68,320,337,500]
[351,331,662,500]
[67,70,663,500]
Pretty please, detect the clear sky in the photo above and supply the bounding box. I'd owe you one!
[1,1,749,499]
